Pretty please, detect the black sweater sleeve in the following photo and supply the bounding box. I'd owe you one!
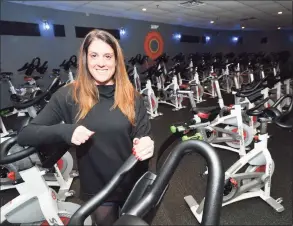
[17,88,79,147]
[130,95,152,140]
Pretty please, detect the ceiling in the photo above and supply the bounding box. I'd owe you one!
[9,1,293,30]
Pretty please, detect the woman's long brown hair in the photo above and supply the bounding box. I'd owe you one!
[71,29,137,125]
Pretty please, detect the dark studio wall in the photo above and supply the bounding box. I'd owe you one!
[0,0,292,108]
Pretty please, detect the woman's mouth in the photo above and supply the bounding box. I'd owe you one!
[96,69,108,73]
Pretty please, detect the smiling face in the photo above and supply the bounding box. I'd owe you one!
[87,39,116,85]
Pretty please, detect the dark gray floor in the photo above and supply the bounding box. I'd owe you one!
[0,93,292,225]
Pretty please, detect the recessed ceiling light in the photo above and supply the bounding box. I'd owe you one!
[242,26,245,29]
[210,21,214,24]
[142,8,147,11]
[278,11,283,15]
[278,27,281,30]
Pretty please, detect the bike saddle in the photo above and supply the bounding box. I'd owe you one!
[24,76,33,81]
[179,84,189,90]
[24,76,42,81]
[192,105,222,122]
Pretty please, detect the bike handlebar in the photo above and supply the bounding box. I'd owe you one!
[30,57,41,68]
[171,52,184,62]
[154,53,169,63]
[236,87,264,98]
[235,74,271,97]
[68,140,224,226]
[11,77,61,110]
[60,55,77,70]
[0,136,37,164]
[12,89,51,110]
[69,55,77,67]
[246,94,293,129]
[128,54,149,65]
[68,154,139,225]
[0,72,13,80]
[128,54,141,65]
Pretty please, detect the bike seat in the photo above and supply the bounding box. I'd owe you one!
[24,76,33,81]
[179,84,189,90]
[24,76,42,81]
[192,105,221,121]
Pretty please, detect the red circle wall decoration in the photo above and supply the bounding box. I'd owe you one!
[144,31,164,60]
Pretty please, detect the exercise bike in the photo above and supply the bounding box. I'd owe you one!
[185,94,293,223]
[59,55,77,84]
[0,79,78,201]
[0,137,91,225]
[0,72,44,144]
[140,64,162,119]
[156,62,196,111]
[127,54,143,92]
[188,65,205,103]
[170,104,253,157]
[16,57,47,99]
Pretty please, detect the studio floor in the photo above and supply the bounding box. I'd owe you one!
[1,93,292,225]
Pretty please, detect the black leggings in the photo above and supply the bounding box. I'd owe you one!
[90,202,120,226]
[91,203,156,226]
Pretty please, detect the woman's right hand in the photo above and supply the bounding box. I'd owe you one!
[71,125,95,145]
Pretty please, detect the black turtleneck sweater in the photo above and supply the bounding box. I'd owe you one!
[17,84,151,203]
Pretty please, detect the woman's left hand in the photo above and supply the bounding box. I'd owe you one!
[132,136,154,161]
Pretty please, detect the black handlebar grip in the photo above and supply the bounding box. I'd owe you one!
[0,136,37,165]
[246,97,270,116]
[12,89,51,110]
[236,87,263,98]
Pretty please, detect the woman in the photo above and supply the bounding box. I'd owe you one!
[17,29,154,225]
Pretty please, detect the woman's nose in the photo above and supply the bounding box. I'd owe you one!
[96,57,106,67]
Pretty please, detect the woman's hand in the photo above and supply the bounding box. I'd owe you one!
[71,125,95,145]
[132,136,154,161]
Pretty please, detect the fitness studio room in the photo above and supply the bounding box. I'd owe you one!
[0,0,292,225]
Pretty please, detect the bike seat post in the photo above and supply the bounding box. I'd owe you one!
[258,118,270,135]
[8,80,17,95]
[214,79,224,108]
[233,75,240,90]
[68,68,74,82]
[27,106,37,118]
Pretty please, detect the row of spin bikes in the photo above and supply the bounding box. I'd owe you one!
[126,51,293,223]
[0,51,291,225]
[125,51,292,120]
